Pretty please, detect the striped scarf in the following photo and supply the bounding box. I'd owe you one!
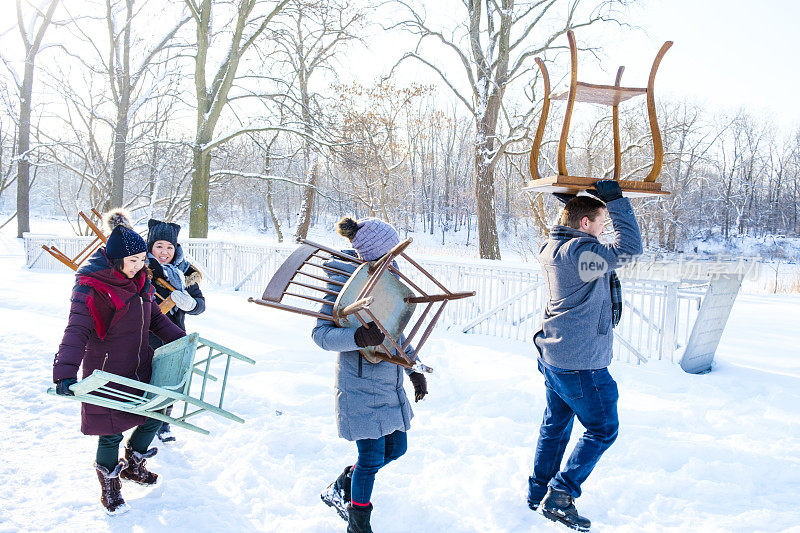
[549,225,622,328]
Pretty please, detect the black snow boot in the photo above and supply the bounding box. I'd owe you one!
[346,502,373,533]
[321,465,353,521]
[540,487,591,531]
[156,407,176,442]
[156,422,176,443]
[120,443,158,485]
[94,459,129,515]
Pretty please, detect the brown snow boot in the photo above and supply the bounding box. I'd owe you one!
[94,459,129,515]
[120,443,158,485]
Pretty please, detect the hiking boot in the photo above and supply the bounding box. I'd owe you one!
[321,465,353,521]
[540,487,591,531]
[156,422,176,443]
[346,502,373,533]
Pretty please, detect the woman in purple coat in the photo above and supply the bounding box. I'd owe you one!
[52,211,185,515]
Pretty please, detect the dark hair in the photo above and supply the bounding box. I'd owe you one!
[112,257,152,280]
[561,196,606,229]
[336,217,359,240]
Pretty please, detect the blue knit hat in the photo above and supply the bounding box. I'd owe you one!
[105,225,147,261]
[345,217,400,261]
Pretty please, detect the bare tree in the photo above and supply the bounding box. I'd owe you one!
[269,0,365,239]
[50,0,189,210]
[184,0,289,238]
[102,0,189,207]
[0,83,19,219]
[393,0,630,258]
[7,0,60,237]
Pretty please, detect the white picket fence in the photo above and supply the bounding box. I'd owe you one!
[23,234,711,366]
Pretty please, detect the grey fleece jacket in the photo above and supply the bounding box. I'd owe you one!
[533,197,643,370]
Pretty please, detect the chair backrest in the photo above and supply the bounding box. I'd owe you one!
[251,239,363,320]
[150,333,199,391]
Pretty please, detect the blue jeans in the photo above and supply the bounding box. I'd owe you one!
[528,360,619,503]
[351,430,408,505]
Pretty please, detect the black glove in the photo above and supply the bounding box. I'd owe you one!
[354,322,385,348]
[552,192,576,205]
[56,377,77,396]
[587,179,624,203]
[409,372,427,402]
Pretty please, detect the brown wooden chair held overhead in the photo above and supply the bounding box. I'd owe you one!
[249,238,475,373]
[525,30,673,197]
[42,208,108,271]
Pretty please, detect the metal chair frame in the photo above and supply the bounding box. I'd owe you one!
[46,333,256,435]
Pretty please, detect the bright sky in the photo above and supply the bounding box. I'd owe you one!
[353,0,800,132]
[601,0,800,130]
[1,0,798,131]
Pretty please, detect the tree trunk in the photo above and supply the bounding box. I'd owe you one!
[295,156,318,239]
[474,128,501,259]
[16,61,35,238]
[189,147,211,237]
[266,179,283,242]
[111,104,130,207]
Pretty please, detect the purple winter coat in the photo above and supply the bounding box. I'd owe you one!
[53,248,185,435]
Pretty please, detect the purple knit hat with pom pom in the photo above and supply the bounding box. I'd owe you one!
[350,218,400,261]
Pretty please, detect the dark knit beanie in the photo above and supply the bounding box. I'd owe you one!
[147,219,181,251]
[106,225,147,261]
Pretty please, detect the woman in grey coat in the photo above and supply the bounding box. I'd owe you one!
[315,217,428,533]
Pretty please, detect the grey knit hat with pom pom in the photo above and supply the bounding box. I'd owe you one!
[337,217,399,261]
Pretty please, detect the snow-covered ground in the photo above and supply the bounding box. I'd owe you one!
[2,234,800,533]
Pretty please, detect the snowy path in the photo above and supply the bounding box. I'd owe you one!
[2,239,800,532]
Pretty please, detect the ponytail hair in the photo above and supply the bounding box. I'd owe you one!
[336,217,359,240]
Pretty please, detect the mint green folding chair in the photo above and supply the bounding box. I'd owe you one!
[47,333,256,435]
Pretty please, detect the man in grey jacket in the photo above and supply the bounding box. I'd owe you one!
[528,180,643,531]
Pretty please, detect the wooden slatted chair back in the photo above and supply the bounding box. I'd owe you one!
[251,237,476,372]
[251,240,363,320]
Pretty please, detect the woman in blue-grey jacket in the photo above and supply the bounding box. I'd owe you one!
[315,217,428,533]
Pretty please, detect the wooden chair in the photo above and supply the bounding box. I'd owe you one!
[152,272,204,315]
[42,208,108,270]
[41,208,199,314]
[46,333,256,435]
[525,30,673,197]
[249,238,475,372]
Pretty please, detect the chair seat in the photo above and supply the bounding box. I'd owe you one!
[334,262,417,359]
[551,82,646,106]
[524,175,669,197]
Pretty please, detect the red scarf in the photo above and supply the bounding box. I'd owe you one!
[78,268,149,339]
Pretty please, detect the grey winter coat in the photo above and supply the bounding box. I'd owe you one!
[311,253,414,442]
[533,197,643,370]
